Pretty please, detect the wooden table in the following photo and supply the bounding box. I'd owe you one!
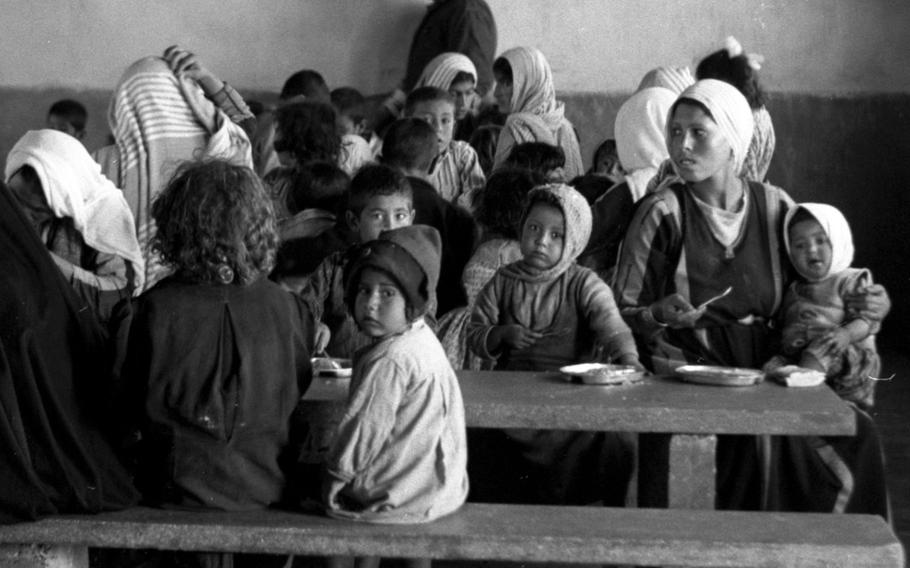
[301,371,856,509]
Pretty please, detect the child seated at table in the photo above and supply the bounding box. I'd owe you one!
[404,86,485,210]
[324,224,468,526]
[114,159,314,568]
[298,164,417,359]
[466,183,640,505]
[764,203,884,410]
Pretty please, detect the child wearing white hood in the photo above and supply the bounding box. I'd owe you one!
[765,203,883,409]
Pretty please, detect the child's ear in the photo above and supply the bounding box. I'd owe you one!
[407,207,416,225]
[346,210,360,232]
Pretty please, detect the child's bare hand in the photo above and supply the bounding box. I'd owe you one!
[314,322,331,354]
[650,293,705,329]
[500,324,544,350]
[844,283,890,321]
[813,327,852,356]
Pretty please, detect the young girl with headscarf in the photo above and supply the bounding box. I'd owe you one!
[5,129,144,325]
[415,52,482,141]
[764,203,883,410]
[95,49,253,292]
[467,183,640,506]
[491,47,584,179]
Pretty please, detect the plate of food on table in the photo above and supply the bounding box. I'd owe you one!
[559,363,647,386]
[311,356,353,378]
[674,365,764,387]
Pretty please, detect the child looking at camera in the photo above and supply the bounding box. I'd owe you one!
[466,183,639,506]
[404,87,485,210]
[324,224,468,525]
[764,203,883,409]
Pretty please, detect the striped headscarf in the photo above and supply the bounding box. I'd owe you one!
[102,56,252,291]
[672,79,754,175]
[414,52,477,91]
[5,129,145,291]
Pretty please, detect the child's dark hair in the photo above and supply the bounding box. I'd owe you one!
[381,118,438,173]
[47,99,87,132]
[404,86,454,116]
[331,87,367,126]
[450,71,476,87]
[492,57,513,84]
[592,139,618,168]
[274,101,340,166]
[474,168,544,239]
[469,124,502,176]
[280,69,330,102]
[347,164,413,217]
[151,160,278,285]
[787,207,819,232]
[696,49,766,109]
[504,142,565,176]
[286,161,350,215]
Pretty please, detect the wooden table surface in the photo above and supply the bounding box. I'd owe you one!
[303,370,856,436]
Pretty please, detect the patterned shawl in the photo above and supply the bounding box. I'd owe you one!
[102,56,252,291]
[414,52,477,90]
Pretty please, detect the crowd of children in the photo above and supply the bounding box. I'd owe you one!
[0,26,896,568]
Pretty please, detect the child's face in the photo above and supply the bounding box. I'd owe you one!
[520,202,565,270]
[668,103,733,183]
[336,112,364,137]
[353,267,410,338]
[46,114,84,141]
[594,154,624,184]
[449,79,477,120]
[410,100,454,154]
[347,193,415,243]
[789,218,832,280]
[493,72,513,114]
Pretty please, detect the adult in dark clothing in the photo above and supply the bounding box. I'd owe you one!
[382,118,478,316]
[0,181,138,524]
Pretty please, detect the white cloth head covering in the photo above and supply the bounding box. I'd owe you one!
[637,66,695,95]
[784,203,854,281]
[614,87,677,201]
[493,47,584,179]
[672,79,754,175]
[6,129,146,291]
[414,52,477,91]
[503,183,591,283]
[104,56,252,291]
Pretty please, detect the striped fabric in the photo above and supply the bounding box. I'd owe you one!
[414,52,477,91]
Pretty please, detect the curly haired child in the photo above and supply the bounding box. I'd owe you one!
[764,203,884,410]
[466,183,640,505]
[115,159,314,568]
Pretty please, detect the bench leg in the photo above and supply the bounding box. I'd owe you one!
[0,545,87,568]
[638,433,716,509]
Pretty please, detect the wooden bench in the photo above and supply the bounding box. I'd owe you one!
[0,504,902,568]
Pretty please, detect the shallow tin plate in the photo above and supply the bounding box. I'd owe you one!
[559,363,646,385]
[675,365,764,387]
[311,357,353,378]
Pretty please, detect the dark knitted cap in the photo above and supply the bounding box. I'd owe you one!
[345,224,441,319]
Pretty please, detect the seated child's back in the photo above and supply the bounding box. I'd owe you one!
[117,160,314,511]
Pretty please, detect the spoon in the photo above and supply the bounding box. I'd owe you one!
[697,286,733,310]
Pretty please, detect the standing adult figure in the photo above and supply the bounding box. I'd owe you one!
[491,47,584,179]
[96,50,253,292]
[614,79,890,515]
[697,36,776,182]
[376,0,497,129]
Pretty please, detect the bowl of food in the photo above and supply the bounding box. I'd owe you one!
[674,365,764,387]
[559,363,646,385]
[311,357,353,378]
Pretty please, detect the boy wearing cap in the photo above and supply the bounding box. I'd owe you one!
[324,224,468,525]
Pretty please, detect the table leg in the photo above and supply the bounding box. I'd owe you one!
[638,433,717,509]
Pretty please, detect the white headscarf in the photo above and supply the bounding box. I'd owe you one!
[637,66,695,96]
[494,47,584,179]
[614,87,677,201]
[5,129,146,291]
[414,52,477,91]
[784,203,854,281]
[672,79,754,175]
